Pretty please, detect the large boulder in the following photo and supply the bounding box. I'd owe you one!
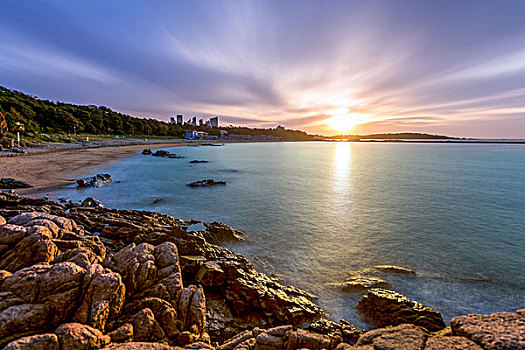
[355,323,427,350]
[0,212,102,272]
[425,335,483,349]
[450,312,525,350]
[203,222,244,244]
[0,224,60,271]
[55,323,111,350]
[0,262,86,347]
[356,289,445,331]
[73,263,126,331]
[3,333,60,350]
[0,178,32,189]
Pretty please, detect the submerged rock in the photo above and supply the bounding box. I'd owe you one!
[77,174,112,188]
[0,178,32,189]
[372,265,416,274]
[338,276,392,292]
[189,160,208,163]
[187,179,227,187]
[357,288,446,332]
[151,150,184,159]
[81,197,104,208]
[203,222,244,244]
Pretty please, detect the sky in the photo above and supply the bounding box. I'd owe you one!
[1,1,525,137]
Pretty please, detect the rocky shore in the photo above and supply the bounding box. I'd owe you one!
[0,192,523,349]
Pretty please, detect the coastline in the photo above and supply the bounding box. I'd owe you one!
[0,192,523,349]
[0,139,197,195]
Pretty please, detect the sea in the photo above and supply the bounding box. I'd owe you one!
[47,141,525,329]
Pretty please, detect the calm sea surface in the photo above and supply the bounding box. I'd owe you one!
[49,142,525,328]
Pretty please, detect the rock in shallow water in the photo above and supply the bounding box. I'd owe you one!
[0,178,32,189]
[187,179,227,187]
[77,174,112,188]
[356,288,446,332]
[372,265,416,274]
[338,276,392,292]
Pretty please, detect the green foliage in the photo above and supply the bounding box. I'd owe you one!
[0,86,185,137]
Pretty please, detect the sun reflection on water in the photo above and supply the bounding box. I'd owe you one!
[332,142,352,193]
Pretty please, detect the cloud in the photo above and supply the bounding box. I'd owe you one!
[1,0,525,137]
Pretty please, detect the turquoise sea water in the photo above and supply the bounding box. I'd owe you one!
[49,142,525,328]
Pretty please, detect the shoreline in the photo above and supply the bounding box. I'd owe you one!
[0,192,523,349]
[0,139,199,195]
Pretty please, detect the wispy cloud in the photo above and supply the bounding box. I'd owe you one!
[1,0,524,137]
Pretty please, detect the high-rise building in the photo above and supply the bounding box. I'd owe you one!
[199,119,204,126]
[176,115,183,124]
[170,117,176,124]
[209,116,219,127]
[191,117,197,126]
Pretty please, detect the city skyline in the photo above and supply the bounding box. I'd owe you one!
[1,1,525,137]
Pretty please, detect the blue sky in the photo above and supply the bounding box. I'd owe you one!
[1,1,525,137]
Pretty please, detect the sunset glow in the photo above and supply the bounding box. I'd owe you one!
[1,1,525,137]
[325,113,371,133]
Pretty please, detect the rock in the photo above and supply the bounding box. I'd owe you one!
[102,242,183,303]
[0,224,60,271]
[101,343,177,349]
[73,263,126,331]
[217,330,253,350]
[0,269,12,286]
[0,262,86,347]
[187,180,227,187]
[195,261,225,287]
[142,149,153,155]
[517,308,525,317]
[8,147,25,154]
[109,323,134,343]
[425,335,483,349]
[55,323,111,350]
[306,318,361,345]
[152,198,163,204]
[450,312,525,350]
[338,277,392,292]
[7,211,80,233]
[189,160,208,163]
[203,222,244,244]
[82,197,105,208]
[132,308,166,342]
[3,333,59,350]
[0,178,32,189]
[151,150,184,159]
[286,328,332,349]
[77,174,112,188]
[356,324,427,350]
[372,265,416,274]
[356,289,445,331]
[0,215,5,225]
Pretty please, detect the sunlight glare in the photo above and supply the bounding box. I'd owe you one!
[325,113,370,133]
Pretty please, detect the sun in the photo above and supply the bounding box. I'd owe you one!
[325,113,370,133]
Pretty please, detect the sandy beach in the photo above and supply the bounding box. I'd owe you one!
[0,138,194,195]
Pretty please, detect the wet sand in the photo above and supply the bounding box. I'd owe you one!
[0,139,194,195]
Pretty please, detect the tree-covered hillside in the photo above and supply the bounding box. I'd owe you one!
[0,86,185,137]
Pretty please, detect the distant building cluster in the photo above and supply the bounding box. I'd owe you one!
[169,114,219,128]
